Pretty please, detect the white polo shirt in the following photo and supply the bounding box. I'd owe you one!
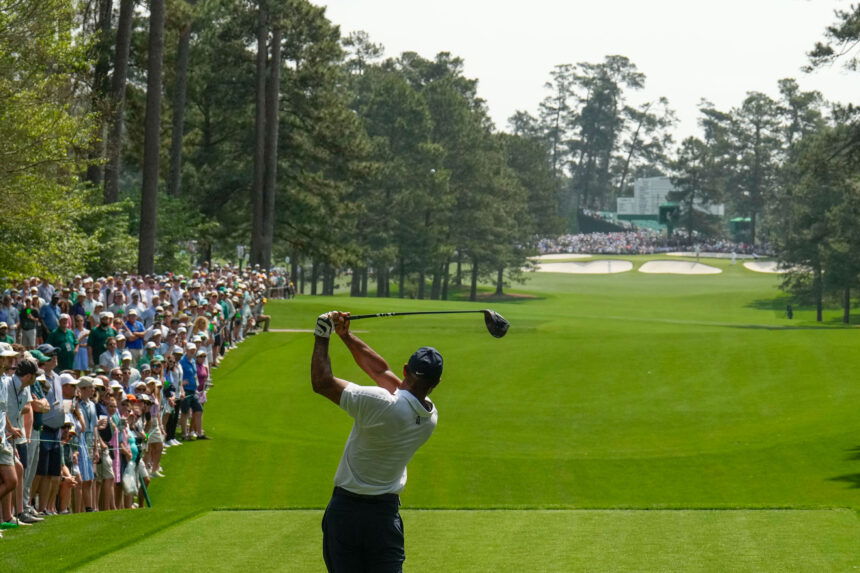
[334,383,438,495]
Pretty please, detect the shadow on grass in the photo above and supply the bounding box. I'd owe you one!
[746,297,860,326]
[830,474,860,489]
[830,446,860,489]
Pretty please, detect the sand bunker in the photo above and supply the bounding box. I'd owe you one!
[536,260,633,274]
[639,261,722,275]
[534,253,592,261]
[743,261,784,274]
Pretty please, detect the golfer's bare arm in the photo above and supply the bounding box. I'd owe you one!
[334,314,401,394]
[311,336,348,405]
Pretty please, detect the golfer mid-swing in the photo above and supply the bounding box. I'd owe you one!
[311,311,442,573]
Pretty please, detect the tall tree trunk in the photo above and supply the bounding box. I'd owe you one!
[299,265,305,294]
[687,195,695,244]
[469,258,479,302]
[843,287,851,324]
[441,258,450,301]
[376,265,386,297]
[455,250,462,286]
[250,3,268,267]
[418,270,425,299]
[814,264,823,322]
[430,264,442,300]
[138,0,166,275]
[750,210,757,246]
[167,6,194,197]
[495,266,504,296]
[103,0,135,204]
[290,253,298,293]
[350,267,360,297]
[398,257,405,298]
[360,268,368,297]
[86,0,113,187]
[261,24,282,269]
[310,261,318,296]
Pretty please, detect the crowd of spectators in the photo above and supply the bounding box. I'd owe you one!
[0,265,283,537]
[538,231,772,256]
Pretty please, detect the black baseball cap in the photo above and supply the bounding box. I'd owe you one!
[407,347,443,382]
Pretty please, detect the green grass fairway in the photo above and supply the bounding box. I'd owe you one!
[3,256,859,571]
[76,509,860,572]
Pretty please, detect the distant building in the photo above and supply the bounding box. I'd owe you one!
[617,176,724,220]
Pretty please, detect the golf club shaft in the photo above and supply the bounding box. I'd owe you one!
[348,310,485,320]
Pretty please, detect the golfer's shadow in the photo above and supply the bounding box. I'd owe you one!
[829,446,860,489]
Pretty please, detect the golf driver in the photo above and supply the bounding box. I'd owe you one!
[348,309,510,338]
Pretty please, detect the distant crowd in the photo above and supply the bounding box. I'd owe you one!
[0,265,286,537]
[538,232,772,256]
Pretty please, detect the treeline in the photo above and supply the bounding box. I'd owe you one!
[3,1,860,312]
[2,0,566,300]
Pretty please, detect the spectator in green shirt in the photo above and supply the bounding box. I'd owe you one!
[87,312,117,369]
[46,314,78,371]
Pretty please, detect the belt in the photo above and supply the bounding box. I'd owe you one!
[333,486,399,503]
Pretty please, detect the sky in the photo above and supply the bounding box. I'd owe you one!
[317,0,857,139]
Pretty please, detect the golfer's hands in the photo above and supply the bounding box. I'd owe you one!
[333,312,351,337]
[314,312,335,338]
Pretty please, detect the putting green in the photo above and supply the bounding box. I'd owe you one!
[76,509,860,572]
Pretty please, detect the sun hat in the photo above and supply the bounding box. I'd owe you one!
[37,344,58,356]
[59,373,78,386]
[0,342,17,357]
[77,376,94,389]
[29,350,49,363]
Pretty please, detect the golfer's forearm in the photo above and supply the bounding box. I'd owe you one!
[311,337,335,392]
[340,333,390,377]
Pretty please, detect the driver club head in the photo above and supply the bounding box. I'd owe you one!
[483,310,510,338]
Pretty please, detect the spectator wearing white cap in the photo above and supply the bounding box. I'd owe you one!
[20,297,40,349]
[121,351,141,386]
[0,321,12,345]
[138,341,158,370]
[178,343,201,441]
[106,291,125,319]
[76,376,98,512]
[0,295,18,344]
[4,357,43,525]
[194,349,211,440]
[123,308,145,363]
[98,337,120,372]
[0,349,23,529]
[162,347,184,446]
[72,314,90,373]
[88,312,116,369]
[46,313,77,371]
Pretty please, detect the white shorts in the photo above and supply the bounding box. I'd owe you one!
[0,440,14,466]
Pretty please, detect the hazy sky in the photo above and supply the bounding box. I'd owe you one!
[318,0,857,139]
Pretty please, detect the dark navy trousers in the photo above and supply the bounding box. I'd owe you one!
[322,487,404,573]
